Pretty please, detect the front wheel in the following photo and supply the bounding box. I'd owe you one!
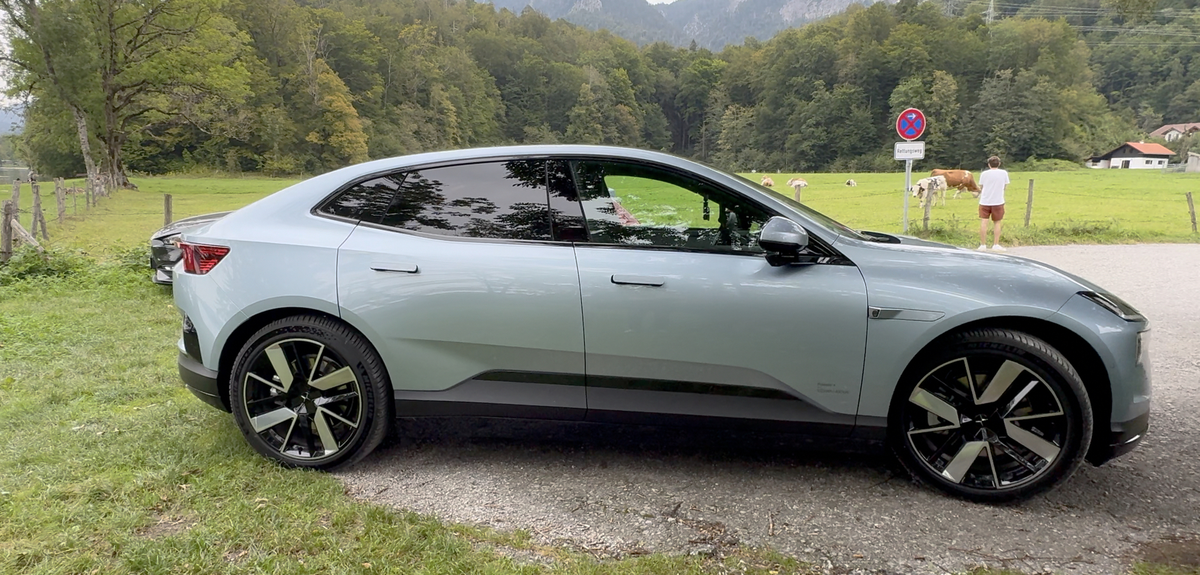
[230,315,391,470]
[891,329,1093,502]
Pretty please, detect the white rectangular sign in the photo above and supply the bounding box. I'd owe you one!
[894,141,926,160]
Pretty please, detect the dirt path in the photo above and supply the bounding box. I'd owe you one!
[338,244,1200,574]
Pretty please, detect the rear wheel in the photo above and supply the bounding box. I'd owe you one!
[891,329,1093,502]
[230,315,391,470]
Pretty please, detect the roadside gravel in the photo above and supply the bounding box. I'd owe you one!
[338,243,1200,574]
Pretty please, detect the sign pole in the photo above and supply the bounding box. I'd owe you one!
[903,159,912,233]
[895,108,926,234]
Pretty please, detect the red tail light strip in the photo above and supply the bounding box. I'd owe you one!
[178,242,230,275]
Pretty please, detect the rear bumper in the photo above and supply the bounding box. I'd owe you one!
[178,351,228,412]
[1089,410,1149,466]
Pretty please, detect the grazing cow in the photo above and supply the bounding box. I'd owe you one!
[761,176,774,187]
[845,179,857,187]
[786,177,808,201]
[930,169,981,198]
[911,175,948,208]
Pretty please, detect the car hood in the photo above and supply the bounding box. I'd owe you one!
[152,211,232,240]
[835,233,1113,311]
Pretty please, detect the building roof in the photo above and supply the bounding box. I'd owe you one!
[1150,123,1200,137]
[1089,142,1176,162]
[1126,142,1175,156]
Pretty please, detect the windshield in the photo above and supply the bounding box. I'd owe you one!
[733,175,870,241]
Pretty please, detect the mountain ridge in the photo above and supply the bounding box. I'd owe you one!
[487,0,888,49]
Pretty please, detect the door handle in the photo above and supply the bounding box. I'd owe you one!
[371,262,419,273]
[611,274,665,287]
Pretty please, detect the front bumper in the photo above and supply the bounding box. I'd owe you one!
[178,351,229,412]
[1089,410,1149,466]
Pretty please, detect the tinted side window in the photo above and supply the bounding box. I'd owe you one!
[573,161,771,253]
[377,161,552,241]
[319,174,404,222]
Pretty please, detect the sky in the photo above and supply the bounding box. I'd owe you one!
[645,0,679,4]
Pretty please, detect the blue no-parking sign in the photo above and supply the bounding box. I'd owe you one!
[896,108,926,141]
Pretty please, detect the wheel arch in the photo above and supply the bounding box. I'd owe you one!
[886,315,1112,464]
[215,307,351,412]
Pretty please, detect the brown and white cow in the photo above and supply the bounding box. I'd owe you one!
[760,176,774,187]
[786,177,808,201]
[930,169,981,198]
[911,175,948,208]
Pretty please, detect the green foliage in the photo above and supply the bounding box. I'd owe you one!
[8,0,1193,177]
[0,247,87,286]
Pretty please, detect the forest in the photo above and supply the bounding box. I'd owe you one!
[3,0,1200,181]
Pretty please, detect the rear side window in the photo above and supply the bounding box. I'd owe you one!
[319,174,404,221]
[377,161,553,241]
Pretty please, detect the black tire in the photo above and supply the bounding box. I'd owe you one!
[890,328,1093,502]
[230,314,391,470]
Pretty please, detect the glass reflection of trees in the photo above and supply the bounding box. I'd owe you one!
[376,161,554,241]
[323,174,406,221]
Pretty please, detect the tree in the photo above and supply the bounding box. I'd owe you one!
[2,0,252,186]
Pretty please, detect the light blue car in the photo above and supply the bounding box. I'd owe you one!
[174,146,1150,501]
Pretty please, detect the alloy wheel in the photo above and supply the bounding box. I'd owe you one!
[904,355,1069,490]
[241,337,363,461]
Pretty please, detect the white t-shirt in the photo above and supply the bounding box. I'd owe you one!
[978,168,1009,206]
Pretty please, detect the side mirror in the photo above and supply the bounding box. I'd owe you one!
[759,216,811,266]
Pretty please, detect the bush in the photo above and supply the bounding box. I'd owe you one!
[0,246,89,285]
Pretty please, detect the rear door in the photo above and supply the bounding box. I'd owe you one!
[335,160,587,419]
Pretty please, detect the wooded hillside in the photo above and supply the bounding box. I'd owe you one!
[2,0,1196,179]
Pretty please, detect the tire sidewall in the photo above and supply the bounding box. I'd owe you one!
[230,316,389,470]
[890,329,1093,502]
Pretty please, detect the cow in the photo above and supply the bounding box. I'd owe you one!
[760,176,774,187]
[911,175,948,208]
[845,179,857,187]
[930,169,981,198]
[786,177,808,201]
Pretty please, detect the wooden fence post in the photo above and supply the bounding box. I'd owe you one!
[30,177,47,241]
[1,199,12,263]
[922,193,933,231]
[164,194,173,226]
[1024,179,1034,227]
[55,178,65,224]
[10,180,19,230]
[1188,192,1197,234]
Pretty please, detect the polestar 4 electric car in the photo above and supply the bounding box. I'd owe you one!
[173,145,1150,501]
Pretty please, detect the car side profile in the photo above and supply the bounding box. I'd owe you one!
[174,145,1150,501]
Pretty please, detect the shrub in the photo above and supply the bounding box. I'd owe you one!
[0,246,89,285]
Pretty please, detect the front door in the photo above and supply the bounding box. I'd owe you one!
[567,160,869,433]
[336,160,587,419]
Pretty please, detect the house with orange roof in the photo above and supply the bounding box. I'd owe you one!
[1085,142,1175,169]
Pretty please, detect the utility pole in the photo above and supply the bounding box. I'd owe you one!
[987,0,995,24]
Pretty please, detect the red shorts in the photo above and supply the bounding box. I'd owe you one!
[979,204,1005,221]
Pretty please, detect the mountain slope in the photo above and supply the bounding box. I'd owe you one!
[487,0,887,49]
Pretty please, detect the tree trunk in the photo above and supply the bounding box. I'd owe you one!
[71,105,100,189]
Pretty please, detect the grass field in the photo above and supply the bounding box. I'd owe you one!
[6,169,1197,258]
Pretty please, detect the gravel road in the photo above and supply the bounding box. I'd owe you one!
[338,244,1200,574]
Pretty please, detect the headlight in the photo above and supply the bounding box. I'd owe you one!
[1136,330,1150,366]
[1079,291,1145,322]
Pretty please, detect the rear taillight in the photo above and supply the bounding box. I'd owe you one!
[178,242,230,275]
